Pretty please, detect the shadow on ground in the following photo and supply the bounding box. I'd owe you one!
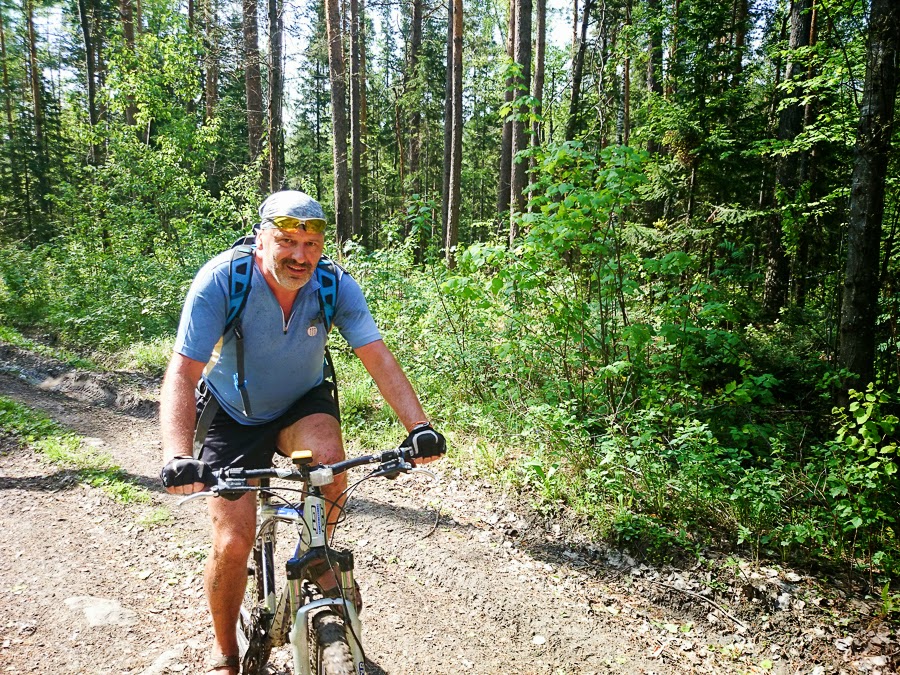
[0,466,166,495]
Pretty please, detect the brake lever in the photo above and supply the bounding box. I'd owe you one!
[409,466,437,480]
[176,474,250,505]
[176,490,217,505]
[374,462,438,482]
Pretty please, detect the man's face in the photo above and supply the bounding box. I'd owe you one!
[257,227,325,291]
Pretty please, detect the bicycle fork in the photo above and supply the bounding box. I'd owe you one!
[287,490,365,674]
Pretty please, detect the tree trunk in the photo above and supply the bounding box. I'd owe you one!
[665,0,680,98]
[77,0,100,163]
[644,0,664,222]
[442,0,453,238]
[186,0,197,121]
[349,0,363,238]
[763,0,813,319]
[565,0,591,141]
[793,1,819,306]
[315,53,324,201]
[267,0,284,191]
[509,0,532,238]
[0,9,13,136]
[620,0,631,146]
[203,0,219,121]
[529,0,546,166]
[731,0,748,86]
[359,0,369,245]
[406,0,423,194]
[645,0,663,97]
[243,0,263,165]
[92,0,107,128]
[838,0,900,390]
[496,0,516,215]
[0,5,17,207]
[445,0,463,268]
[120,0,138,126]
[572,0,578,48]
[25,0,48,214]
[325,0,351,244]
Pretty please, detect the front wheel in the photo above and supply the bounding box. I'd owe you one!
[311,611,355,675]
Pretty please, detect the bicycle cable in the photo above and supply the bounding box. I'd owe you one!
[327,470,378,542]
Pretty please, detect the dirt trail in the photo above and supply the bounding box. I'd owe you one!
[0,345,894,674]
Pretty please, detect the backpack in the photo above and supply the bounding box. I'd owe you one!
[193,237,340,455]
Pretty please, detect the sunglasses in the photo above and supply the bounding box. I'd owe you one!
[261,215,328,233]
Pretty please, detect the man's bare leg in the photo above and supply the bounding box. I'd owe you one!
[205,491,256,668]
[276,412,347,535]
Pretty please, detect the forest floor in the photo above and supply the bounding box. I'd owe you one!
[0,343,898,675]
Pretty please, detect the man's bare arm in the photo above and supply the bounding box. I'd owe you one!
[160,353,206,463]
[353,340,427,432]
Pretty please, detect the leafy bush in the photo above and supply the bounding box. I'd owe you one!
[0,128,261,351]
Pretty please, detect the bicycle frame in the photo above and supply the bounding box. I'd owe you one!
[253,482,365,675]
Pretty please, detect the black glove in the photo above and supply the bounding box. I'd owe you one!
[401,423,446,459]
[160,457,214,488]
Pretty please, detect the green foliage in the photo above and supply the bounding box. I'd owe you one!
[109,336,175,375]
[809,386,900,567]
[0,123,261,350]
[136,507,173,528]
[0,396,148,504]
[612,512,697,562]
[0,0,894,584]
[331,144,900,576]
[880,582,900,619]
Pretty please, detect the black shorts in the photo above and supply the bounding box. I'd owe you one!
[196,381,340,470]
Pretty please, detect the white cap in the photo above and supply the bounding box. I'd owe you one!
[258,190,326,222]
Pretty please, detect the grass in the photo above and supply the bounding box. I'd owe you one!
[0,395,149,504]
[108,335,174,375]
[331,346,409,450]
[136,506,173,527]
[0,325,100,370]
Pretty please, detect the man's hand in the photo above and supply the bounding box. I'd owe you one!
[160,457,213,494]
[401,423,446,464]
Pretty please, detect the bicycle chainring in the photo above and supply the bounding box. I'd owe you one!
[241,607,273,675]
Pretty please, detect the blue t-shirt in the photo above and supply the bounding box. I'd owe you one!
[174,250,381,424]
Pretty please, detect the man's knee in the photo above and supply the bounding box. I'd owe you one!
[278,413,344,465]
[209,497,256,562]
[314,442,345,465]
[210,525,255,562]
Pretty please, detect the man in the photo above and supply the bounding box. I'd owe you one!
[158,190,446,675]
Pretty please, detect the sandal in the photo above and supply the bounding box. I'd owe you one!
[206,654,239,674]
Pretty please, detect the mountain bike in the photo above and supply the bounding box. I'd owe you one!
[179,447,429,675]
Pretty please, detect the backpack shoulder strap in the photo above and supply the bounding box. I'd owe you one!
[315,256,341,397]
[315,255,340,333]
[226,241,255,332]
[225,239,255,417]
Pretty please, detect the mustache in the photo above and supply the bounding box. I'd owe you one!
[279,259,311,270]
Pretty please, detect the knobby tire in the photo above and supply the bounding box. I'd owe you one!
[312,611,355,675]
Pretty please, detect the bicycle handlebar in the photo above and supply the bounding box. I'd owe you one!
[237,447,412,480]
[177,447,421,504]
